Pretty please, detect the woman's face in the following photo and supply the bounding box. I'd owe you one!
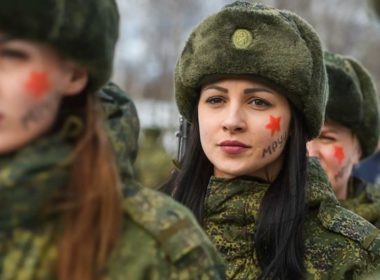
[307,120,362,200]
[0,34,88,154]
[198,79,291,180]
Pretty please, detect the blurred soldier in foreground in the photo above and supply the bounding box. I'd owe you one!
[0,0,224,279]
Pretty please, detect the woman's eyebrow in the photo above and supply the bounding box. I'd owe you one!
[244,88,275,94]
[202,85,275,95]
[202,85,228,93]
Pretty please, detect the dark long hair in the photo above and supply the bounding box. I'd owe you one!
[161,103,308,279]
[57,93,122,280]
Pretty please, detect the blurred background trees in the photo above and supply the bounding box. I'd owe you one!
[113,0,380,187]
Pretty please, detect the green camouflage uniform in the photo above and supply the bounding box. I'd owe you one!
[341,179,380,228]
[100,82,140,183]
[0,84,225,279]
[204,158,380,279]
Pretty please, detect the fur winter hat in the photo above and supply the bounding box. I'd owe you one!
[175,1,328,139]
[0,0,119,93]
[324,51,380,158]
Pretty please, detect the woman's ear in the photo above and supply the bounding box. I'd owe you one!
[352,136,362,164]
[62,62,89,96]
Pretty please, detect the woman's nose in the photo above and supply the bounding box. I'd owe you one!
[222,105,247,133]
[306,141,320,158]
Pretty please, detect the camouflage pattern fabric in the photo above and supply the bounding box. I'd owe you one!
[0,117,78,279]
[204,158,380,279]
[106,180,225,279]
[99,82,140,182]
[341,179,380,228]
[0,117,77,231]
[0,85,225,279]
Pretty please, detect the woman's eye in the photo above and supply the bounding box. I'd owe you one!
[319,135,336,143]
[0,48,29,60]
[249,98,271,107]
[206,96,225,104]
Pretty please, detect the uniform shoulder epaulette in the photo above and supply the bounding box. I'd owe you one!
[121,181,213,263]
[306,158,380,255]
[318,200,380,255]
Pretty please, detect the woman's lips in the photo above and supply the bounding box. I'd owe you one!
[218,140,251,154]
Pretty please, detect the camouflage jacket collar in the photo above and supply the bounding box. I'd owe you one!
[205,157,338,212]
[204,175,270,277]
[205,176,268,226]
[0,117,79,230]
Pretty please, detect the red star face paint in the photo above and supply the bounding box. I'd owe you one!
[265,115,281,136]
[333,145,345,164]
[24,71,51,99]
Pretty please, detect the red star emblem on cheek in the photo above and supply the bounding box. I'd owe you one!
[334,146,345,164]
[265,115,281,136]
[24,71,51,99]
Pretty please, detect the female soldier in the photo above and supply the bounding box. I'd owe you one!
[0,0,224,279]
[162,1,380,279]
[307,51,380,228]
